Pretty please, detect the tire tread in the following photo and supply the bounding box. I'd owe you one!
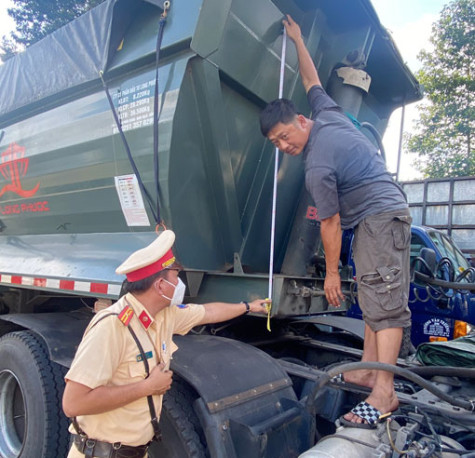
[0,331,70,458]
[150,378,208,458]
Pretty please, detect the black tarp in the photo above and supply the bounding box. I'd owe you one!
[0,0,164,119]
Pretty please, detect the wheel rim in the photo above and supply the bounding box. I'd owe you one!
[0,370,25,458]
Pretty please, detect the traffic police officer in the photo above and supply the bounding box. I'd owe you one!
[63,230,269,457]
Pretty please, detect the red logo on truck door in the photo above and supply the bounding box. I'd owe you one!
[0,143,40,198]
[306,206,319,221]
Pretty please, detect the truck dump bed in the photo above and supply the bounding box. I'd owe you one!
[0,0,421,300]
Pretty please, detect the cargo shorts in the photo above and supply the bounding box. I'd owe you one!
[353,208,412,332]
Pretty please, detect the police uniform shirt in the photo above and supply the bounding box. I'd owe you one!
[65,293,205,447]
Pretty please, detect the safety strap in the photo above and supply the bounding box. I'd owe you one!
[152,7,170,225]
[100,75,159,223]
[99,2,170,226]
[72,312,162,442]
[127,325,162,441]
[345,111,361,129]
[72,416,85,437]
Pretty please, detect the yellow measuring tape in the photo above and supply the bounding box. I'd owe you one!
[266,28,287,334]
[265,299,272,332]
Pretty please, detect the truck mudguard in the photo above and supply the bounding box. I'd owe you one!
[172,334,293,403]
[171,334,314,458]
[1,310,90,366]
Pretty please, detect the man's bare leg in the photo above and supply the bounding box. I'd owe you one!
[342,323,377,388]
[344,327,402,424]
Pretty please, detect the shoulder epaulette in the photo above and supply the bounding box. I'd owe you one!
[118,305,134,326]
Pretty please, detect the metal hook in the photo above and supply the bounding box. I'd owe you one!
[162,1,170,18]
[155,222,168,234]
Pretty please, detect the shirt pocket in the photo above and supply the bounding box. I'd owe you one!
[127,346,156,379]
[128,359,148,380]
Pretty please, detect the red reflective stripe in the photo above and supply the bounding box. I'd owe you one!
[34,278,47,287]
[90,283,108,294]
[0,273,119,295]
[60,280,74,290]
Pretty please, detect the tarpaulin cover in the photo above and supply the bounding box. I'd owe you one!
[0,0,164,119]
[416,335,475,367]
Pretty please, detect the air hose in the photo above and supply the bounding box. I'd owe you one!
[414,271,475,291]
[360,122,386,162]
[412,254,475,291]
[306,361,475,413]
[408,366,475,379]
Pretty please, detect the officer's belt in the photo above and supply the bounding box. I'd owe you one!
[73,434,149,458]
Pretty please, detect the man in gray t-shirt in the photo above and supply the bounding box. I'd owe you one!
[259,15,412,427]
[303,85,408,229]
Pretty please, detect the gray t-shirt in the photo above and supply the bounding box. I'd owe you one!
[303,85,407,229]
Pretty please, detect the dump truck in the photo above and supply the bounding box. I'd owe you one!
[0,0,474,457]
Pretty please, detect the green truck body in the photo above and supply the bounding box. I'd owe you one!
[1,1,473,458]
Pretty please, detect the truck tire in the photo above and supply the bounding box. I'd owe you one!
[148,378,208,458]
[0,331,70,458]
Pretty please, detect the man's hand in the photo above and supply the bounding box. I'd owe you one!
[248,298,272,314]
[283,14,302,43]
[63,362,174,417]
[324,271,345,307]
[145,363,173,396]
[281,14,321,91]
[320,214,344,307]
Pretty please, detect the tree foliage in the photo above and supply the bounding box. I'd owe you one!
[406,0,474,178]
[1,0,105,61]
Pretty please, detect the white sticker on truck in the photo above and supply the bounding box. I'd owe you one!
[114,174,151,227]
[423,318,450,337]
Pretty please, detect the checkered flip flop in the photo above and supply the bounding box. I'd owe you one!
[331,373,345,383]
[339,401,383,429]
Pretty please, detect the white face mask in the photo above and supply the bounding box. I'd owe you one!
[161,277,186,307]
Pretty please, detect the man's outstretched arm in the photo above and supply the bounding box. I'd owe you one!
[198,298,270,325]
[283,15,321,93]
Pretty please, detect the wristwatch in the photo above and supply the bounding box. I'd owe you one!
[241,301,250,314]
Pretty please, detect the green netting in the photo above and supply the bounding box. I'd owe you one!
[416,335,475,367]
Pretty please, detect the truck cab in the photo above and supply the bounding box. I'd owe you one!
[409,225,475,346]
